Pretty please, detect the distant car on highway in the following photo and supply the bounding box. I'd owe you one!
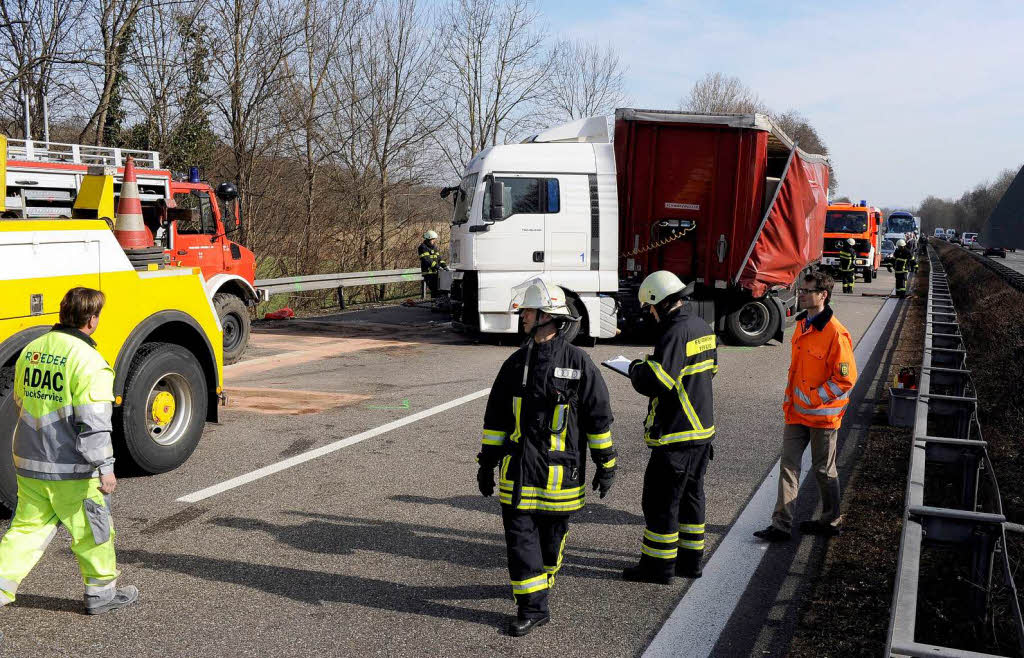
[945,228,957,241]
[962,232,980,249]
[881,238,896,267]
[934,227,946,239]
[985,245,1008,258]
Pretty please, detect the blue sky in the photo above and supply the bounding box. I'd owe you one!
[537,0,1024,207]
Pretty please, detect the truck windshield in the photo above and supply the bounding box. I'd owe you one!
[886,215,916,234]
[451,173,478,225]
[825,210,868,234]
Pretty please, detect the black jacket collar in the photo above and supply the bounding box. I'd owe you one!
[794,304,833,332]
[51,324,97,348]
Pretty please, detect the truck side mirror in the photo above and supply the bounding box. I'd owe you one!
[488,180,505,221]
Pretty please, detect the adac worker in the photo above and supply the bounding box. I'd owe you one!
[838,237,857,294]
[623,271,717,584]
[418,230,447,298]
[893,239,912,297]
[0,287,138,614]
[478,279,616,637]
[755,270,857,541]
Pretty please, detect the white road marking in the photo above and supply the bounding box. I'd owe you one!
[177,387,491,503]
[644,295,900,657]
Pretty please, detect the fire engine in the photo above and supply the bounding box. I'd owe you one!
[4,139,257,363]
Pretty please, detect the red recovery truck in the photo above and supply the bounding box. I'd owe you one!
[614,110,830,345]
[4,139,257,363]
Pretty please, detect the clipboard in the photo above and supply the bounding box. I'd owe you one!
[601,355,634,378]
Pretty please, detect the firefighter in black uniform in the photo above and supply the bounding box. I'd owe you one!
[893,238,912,297]
[838,237,857,294]
[905,233,918,272]
[623,270,717,584]
[418,230,446,298]
[478,279,616,637]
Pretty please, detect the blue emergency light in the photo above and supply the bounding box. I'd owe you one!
[859,199,867,207]
[189,167,200,183]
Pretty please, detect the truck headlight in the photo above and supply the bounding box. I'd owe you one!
[855,259,867,266]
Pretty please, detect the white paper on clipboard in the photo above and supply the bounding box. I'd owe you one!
[601,355,634,378]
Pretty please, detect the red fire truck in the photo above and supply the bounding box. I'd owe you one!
[3,139,257,363]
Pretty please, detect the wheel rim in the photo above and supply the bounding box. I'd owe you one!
[738,302,770,337]
[222,312,242,352]
[145,373,193,446]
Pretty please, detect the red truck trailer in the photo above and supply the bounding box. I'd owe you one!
[614,110,830,345]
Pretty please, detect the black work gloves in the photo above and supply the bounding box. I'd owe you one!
[628,359,644,375]
[477,465,495,497]
[592,467,616,499]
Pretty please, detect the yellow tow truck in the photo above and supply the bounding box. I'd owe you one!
[0,135,224,509]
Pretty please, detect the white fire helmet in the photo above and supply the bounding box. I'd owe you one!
[897,239,906,247]
[638,270,688,307]
[509,278,574,317]
[424,230,439,240]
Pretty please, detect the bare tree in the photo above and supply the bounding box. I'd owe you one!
[434,0,553,175]
[77,0,150,145]
[680,72,767,114]
[772,109,837,193]
[546,38,626,122]
[0,0,88,138]
[205,0,302,246]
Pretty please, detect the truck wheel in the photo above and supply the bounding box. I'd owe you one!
[214,293,250,365]
[863,267,873,283]
[558,297,582,344]
[118,343,208,474]
[0,367,17,511]
[725,299,780,347]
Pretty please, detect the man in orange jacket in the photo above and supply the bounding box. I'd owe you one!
[754,270,857,541]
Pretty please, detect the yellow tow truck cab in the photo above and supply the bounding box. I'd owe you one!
[0,135,224,509]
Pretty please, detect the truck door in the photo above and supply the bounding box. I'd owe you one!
[476,175,545,271]
[169,188,225,278]
[544,175,590,271]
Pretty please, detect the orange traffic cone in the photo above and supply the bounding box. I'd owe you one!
[114,157,154,249]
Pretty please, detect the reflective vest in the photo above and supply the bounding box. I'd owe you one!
[838,246,856,273]
[480,336,615,514]
[13,326,115,480]
[630,306,717,448]
[783,306,857,429]
[418,241,446,274]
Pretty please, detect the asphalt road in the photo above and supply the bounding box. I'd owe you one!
[0,274,897,657]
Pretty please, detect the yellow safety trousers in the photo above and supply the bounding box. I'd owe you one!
[0,476,118,603]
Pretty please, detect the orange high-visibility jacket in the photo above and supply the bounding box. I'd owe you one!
[783,306,857,428]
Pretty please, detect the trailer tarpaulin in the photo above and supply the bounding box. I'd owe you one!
[739,152,829,297]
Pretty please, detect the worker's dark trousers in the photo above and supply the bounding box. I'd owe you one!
[638,444,712,577]
[841,271,855,294]
[501,506,570,619]
[423,273,439,298]
[895,271,907,297]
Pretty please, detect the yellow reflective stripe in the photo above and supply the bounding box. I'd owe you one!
[545,531,569,576]
[644,529,679,544]
[646,359,675,389]
[511,574,549,594]
[680,359,716,377]
[499,493,585,512]
[641,545,678,559]
[602,457,616,469]
[587,430,612,449]
[510,397,522,443]
[656,426,716,444]
[679,523,705,534]
[498,484,584,500]
[547,465,563,491]
[676,385,704,431]
[678,539,705,550]
[685,334,716,356]
[500,455,510,481]
[482,429,507,446]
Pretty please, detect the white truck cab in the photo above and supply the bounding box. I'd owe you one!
[445,118,619,340]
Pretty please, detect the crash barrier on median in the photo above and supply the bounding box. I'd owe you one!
[886,246,1024,657]
[255,268,425,307]
[957,243,1024,294]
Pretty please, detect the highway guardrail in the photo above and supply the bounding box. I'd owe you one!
[255,268,425,306]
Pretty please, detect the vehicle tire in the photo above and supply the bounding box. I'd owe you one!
[0,367,17,512]
[724,298,780,347]
[558,297,582,344]
[117,342,208,474]
[214,292,250,365]
[863,267,873,283]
